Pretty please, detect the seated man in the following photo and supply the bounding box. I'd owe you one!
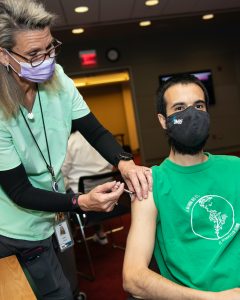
[123,74,240,299]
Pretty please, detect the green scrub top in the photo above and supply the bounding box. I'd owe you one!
[0,64,90,241]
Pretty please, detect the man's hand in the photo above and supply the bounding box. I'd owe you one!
[77,181,124,212]
[117,160,152,200]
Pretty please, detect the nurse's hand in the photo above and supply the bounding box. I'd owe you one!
[78,181,124,212]
[118,160,152,200]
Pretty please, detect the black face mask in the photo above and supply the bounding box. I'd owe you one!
[166,106,210,154]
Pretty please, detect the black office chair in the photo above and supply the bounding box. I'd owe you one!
[72,170,131,280]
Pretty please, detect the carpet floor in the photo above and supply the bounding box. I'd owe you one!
[74,214,131,300]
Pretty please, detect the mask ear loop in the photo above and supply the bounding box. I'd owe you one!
[4,49,22,76]
[6,62,21,76]
[0,48,10,72]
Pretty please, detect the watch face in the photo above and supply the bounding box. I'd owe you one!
[106,48,120,62]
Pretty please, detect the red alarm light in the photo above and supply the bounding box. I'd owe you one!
[79,50,97,66]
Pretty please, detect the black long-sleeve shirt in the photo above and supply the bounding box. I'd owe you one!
[0,112,123,212]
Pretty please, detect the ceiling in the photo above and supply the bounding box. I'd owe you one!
[42,0,240,31]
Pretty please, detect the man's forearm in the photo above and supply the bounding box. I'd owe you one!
[123,267,215,300]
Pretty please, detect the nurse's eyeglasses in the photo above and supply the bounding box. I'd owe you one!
[7,39,62,67]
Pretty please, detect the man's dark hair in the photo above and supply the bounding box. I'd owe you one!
[156,74,209,116]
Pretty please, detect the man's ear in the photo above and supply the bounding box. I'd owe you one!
[0,48,9,66]
[158,114,167,130]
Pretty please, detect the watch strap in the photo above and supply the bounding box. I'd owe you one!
[71,193,82,210]
[114,152,134,167]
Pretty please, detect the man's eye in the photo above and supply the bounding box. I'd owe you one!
[195,104,204,109]
[175,106,184,111]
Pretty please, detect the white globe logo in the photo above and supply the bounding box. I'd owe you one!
[191,195,234,240]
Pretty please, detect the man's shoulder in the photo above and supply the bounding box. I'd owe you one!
[151,162,167,183]
[210,154,240,173]
[212,153,240,164]
[151,159,168,171]
[152,163,163,173]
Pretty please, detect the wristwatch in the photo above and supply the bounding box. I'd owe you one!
[71,193,82,210]
[115,152,134,167]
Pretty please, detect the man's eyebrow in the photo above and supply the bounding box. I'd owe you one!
[194,100,206,105]
[171,102,186,109]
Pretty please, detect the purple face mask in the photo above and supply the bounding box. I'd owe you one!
[18,58,55,83]
[7,51,55,83]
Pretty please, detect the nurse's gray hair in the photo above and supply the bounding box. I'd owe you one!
[0,0,56,118]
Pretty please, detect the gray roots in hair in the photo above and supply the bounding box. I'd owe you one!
[0,0,56,119]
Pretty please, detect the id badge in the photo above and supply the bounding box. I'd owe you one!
[54,218,74,252]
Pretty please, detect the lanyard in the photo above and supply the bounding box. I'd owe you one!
[20,84,59,192]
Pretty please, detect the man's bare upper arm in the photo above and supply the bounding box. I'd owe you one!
[124,191,158,271]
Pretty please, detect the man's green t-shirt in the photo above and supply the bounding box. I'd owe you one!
[0,64,90,241]
[152,153,240,291]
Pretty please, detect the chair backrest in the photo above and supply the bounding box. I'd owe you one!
[78,170,122,193]
[77,170,131,227]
